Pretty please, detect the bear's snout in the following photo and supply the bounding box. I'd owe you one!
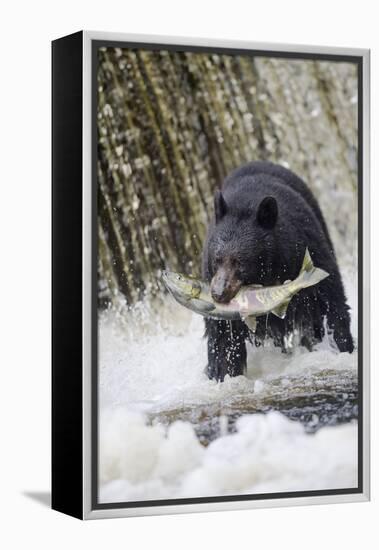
[211,266,242,304]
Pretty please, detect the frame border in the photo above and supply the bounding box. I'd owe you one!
[82,31,370,520]
[52,31,84,519]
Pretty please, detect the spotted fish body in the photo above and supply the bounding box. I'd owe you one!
[162,248,329,332]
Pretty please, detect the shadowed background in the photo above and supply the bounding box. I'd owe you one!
[97,47,358,308]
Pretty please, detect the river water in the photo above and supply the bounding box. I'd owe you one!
[98,265,358,503]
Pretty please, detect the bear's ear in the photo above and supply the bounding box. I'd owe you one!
[256,196,278,229]
[214,190,227,223]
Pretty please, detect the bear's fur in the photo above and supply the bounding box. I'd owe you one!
[202,161,354,381]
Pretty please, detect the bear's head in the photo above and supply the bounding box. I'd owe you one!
[208,190,279,303]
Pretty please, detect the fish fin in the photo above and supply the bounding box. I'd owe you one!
[284,279,291,284]
[243,316,257,333]
[245,283,263,289]
[301,247,314,274]
[191,298,215,313]
[271,299,291,319]
[298,248,330,288]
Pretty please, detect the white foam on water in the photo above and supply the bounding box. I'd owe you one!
[100,411,357,502]
[98,269,358,502]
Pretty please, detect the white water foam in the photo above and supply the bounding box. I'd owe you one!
[98,268,358,502]
[100,410,357,502]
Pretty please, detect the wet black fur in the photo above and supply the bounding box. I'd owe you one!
[202,161,354,381]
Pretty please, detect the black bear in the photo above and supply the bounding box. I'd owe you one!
[202,161,354,381]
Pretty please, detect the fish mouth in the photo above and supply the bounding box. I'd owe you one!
[161,270,171,290]
[162,269,177,284]
[162,270,179,284]
[162,270,175,291]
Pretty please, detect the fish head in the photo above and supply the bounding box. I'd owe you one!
[162,271,202,301]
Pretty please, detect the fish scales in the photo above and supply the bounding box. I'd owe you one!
[161,248,329,329]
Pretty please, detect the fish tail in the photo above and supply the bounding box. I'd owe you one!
[297,248,329,289]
